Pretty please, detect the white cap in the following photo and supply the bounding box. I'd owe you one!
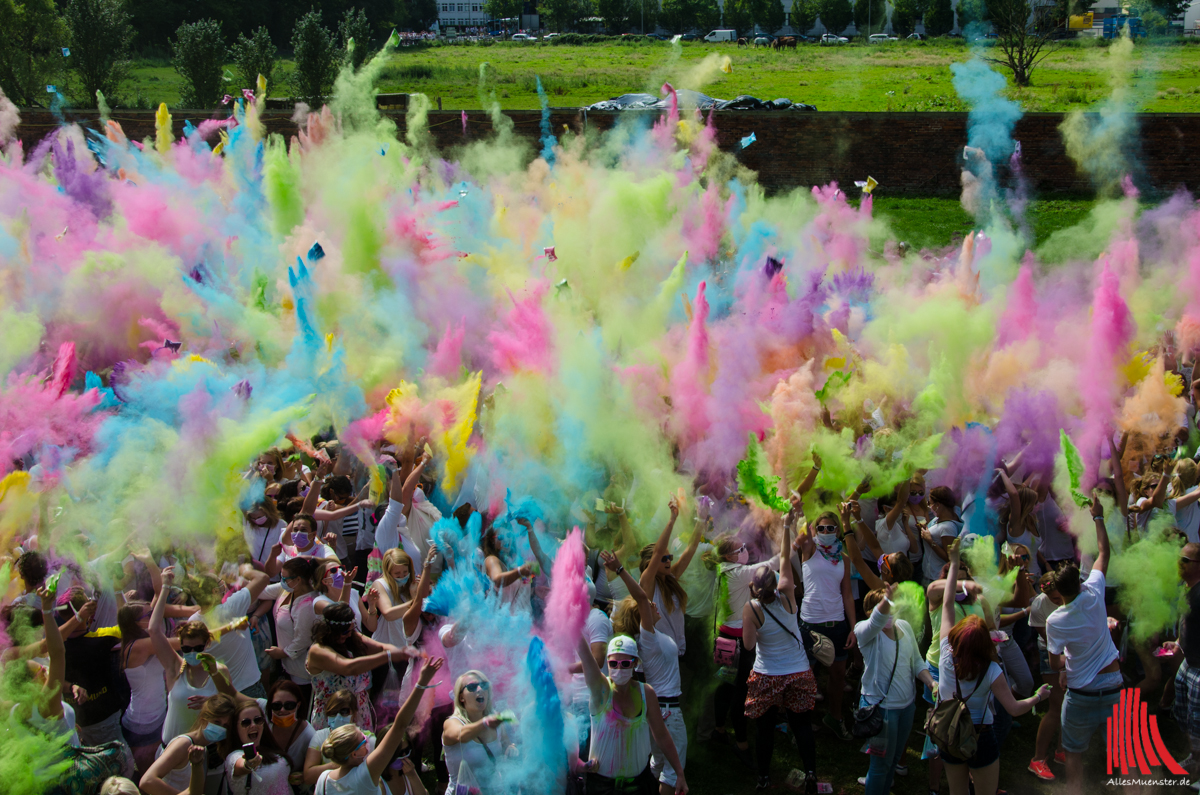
[607,635,638,658]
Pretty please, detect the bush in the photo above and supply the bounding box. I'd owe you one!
[292,10,339,105]
[339,7,372,71]
[230,26,276,95]
[63,0,133,107]
[0,0,69,107]
[172,19,225,108]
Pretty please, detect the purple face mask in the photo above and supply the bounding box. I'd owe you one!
[908,494,924,505]
[954,584,968,602]
[252,515,268,526]
[293,532,310,549]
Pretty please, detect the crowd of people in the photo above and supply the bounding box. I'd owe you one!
[6,396,1200,795]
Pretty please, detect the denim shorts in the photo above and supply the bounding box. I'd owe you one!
[1061,686,1122,753]
[1038,645,1053,677]
[941,724,1000,769]
[923,662,939,705]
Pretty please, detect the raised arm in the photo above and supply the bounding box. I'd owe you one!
[842,534,886,592]
[671,513,705,579]
[885,481,909,530]
[38,586,65,718]
[1091,490,1111,576]
[602,550,654,633]
[576,634,608,705]
[307,643,401,677]
[777,512,795,604]
[404,546,439,637]
[367,657,444,782]
[941,539,961,639]
[150,566,185,688]
[1112,432,1130,518]
[519,518,554,577]
[638,497,680,596]
[400,452,429,516]
[795,452,822,496]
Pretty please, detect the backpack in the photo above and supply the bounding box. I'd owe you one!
[45,740,135,795]
[924,675,980,760]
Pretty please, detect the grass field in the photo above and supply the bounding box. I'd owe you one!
[124,37,1200,113]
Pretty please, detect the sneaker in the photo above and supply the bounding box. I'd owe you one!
[804,771,818,795]
[1053,750,1066,765]
[1028,760,1055,781]
[822,713,852,741]
[894,764,908,776]
[756,775,770,790]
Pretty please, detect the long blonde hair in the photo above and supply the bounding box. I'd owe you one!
[612,596,641,637]
[1173,459,1199,497]
[379,548,414,604]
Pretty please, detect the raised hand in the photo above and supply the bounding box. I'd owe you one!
[599,550,621,571]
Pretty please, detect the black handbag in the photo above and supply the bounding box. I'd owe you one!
[852,627,900,739]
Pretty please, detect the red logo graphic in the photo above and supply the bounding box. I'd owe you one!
[1105,688,1188,776]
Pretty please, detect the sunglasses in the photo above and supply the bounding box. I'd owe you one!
[463,681,491,693]
[329,708,354,718]
[814,525,838,533]
[270,701,299,712]
[239,716,266,728]
[180,644,207,654]
[660,554,674,563]
[607,659,635,669]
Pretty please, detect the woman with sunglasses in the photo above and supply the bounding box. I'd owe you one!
[266,680,315,786]
[380,732,428,795]
[576,633,688,795]
[261,557,322,712]
[306,602,415,731]
[795,506,857,742]
[150,567,238,748]
[142,694,238,795]
[227,698,291,794]
[317,658,444,795]
[743,507,817,792]
[314,561,363,628]
[443,669,522,794]
[637,497,702,658]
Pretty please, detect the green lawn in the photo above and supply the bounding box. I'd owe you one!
[124,37,1200,112]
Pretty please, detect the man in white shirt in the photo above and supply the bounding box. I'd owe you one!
[1046,493,1119,795]
[203,566,271,698]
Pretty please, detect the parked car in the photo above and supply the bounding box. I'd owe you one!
[545,32,559,39]
[511,32,535,41]
[704,29,738,42]
[868,33,898,42]
[906,32,925,40]
[820,33,849,43]
[679,32,698,40]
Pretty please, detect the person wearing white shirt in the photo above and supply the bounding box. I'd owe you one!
[1027,580,1066,781]
[854,584,933,795]
[920,487,964,584]
[1045,494,1120,795]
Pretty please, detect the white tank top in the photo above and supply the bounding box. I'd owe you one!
[316,760,385,795]
[751,598,811,676]
[160,666,217,745]
[652,583,686,656]
[1004,528,1042,576]
[368,581,408,648]
[800,552,845,624]
[122,652,167,734]
[444,716,503,794]
[589,681,652,779]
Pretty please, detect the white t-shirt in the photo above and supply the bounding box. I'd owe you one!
[675,539,716,619]
[639,624,681,699]
[717,562,757,629]
[315,588,364,631]
[263,583,318,684]
[1046,569,1119,690]
[369,580,410,648]
[1169,496,1200,544]
[854,609,927,710]
[244,519,287,571]
[937,636,1002,725]
[874,516,912,557]
[315,757,384,795]
[651,585,686,656]
[1028,592,1058,642]
[280,542,337,566]
[204,587,260,692]
[921,520,963,582]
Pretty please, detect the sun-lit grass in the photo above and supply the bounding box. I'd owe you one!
[124,37,1200,112]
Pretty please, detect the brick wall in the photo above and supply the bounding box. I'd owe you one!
[12,108,1200,196]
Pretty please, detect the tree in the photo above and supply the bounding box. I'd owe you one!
[789,0,816,33]
[889,0,920,34]
[924,0,954,35]
[63,0,132,107]
[956,0,987,30]
[984,0,1062,85]
[538,0,591,31]
[172,19,225,108]
[817,0,852,32]
[852,0,885,33]
[1151,0,1189,21]
[292,9,339,103]
[0,0,68,108]
[404,0,439,29]
[698,0,721,30]
[230,25,276,94]
[339,7,372,69]
[754,0,786,32]
[483,0,523,27]
[597,0,633,31]
[723,0,753,32]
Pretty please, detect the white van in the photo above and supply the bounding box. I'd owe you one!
[703,29,737,42]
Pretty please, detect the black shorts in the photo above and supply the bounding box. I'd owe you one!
[800,618,852,663]
[941,724,1000,769]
